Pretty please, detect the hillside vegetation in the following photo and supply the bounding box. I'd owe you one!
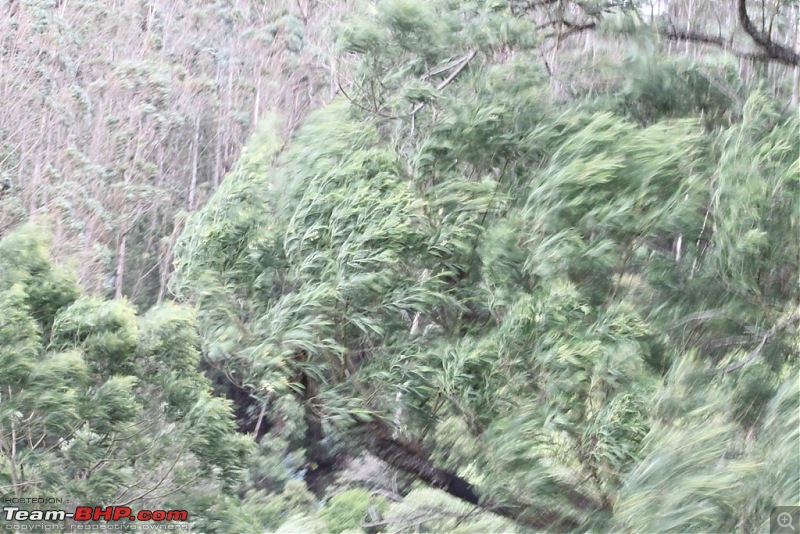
[1,0,798,532]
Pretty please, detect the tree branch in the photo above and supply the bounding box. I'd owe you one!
[527,3,799,66]
[721,332,770,374]
[720,308,800,374]
[409,49,478,118]
[663,26,794,65]
[336,49,477,121]
[737,0,800,66]
[557,20,597,41]
[357,419,607,531]
[663,1,799,67]
[515,0,563,14]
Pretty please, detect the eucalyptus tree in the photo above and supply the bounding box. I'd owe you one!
[0,0,347,306]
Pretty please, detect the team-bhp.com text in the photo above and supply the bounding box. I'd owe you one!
[3,507,188,522]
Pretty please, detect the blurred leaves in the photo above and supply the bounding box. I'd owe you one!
[0,225,252,525]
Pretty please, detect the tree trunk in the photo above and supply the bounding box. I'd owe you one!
[156,222,180,304]
[214,122,223,188]
[793,6,799,106]
[188,116,200,212]
[357,419,606,532]
[114,232,126,299]
[253,62,261,128]
[301,369,339,493]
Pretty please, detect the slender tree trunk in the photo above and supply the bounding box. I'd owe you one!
[156,222,180,304]
[114,232,126,299]
[253,63,261,128]
[330,52,337,99]
[684,0,693,56]
[188,116,200,211]
[28,111,48,214]
[793,6,800,106]
[252,402,268,440]
[214,123,222,188]
[0,433,22,498]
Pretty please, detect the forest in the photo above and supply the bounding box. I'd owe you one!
[0,0,798,532]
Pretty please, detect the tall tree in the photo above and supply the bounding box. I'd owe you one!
[0,0,348,306]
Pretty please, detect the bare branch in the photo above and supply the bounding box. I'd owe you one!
[557,21,597,41]
[721,332,770,374]
[661,0,798,67]
[737,0,800,66]
[720,309,800,374]
[663,26,793,65]
[115,445,187,507]
[409,49,478,118]
[335,49,478,121]
[668,310,731,330]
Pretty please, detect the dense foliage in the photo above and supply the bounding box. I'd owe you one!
[2,0,798,532]
[169,1,799,532]
[0,226,258,530]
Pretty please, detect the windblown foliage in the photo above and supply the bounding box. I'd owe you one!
[2,0,797,532]
[173,1,799,531]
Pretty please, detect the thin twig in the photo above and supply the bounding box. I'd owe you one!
[720,309,800,374]
[721,332,770,374]
[408,49,478,118]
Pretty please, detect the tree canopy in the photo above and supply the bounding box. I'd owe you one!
[2,0,798,532]
[171,0,799,531]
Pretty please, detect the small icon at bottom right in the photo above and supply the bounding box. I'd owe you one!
[772,507,800,533]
